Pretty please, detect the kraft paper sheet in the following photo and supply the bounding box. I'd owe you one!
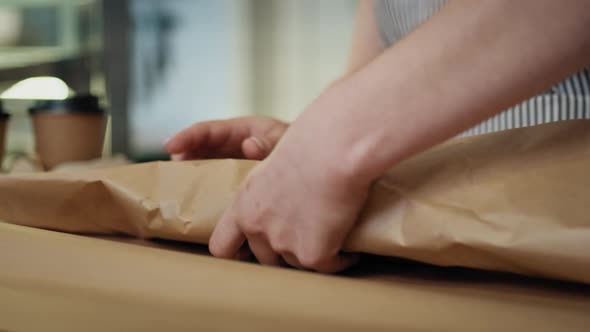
[0,121,589,284]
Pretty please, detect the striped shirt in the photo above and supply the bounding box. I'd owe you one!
[374,0,590,136]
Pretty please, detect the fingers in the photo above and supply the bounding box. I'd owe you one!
[165,117,288,161]
[281,252,304,269]
[247,235,281,266]
[281,252,359,273]
[165,122,212,154]
[313,253,360,274]
[166,121,245,158]
[209,213,246,259]
[209,212,357,272]
[208,217,280,267]
[241,122,288,160]
[241,137,270,160]
[209,215,356,272]
[211,221,358,272]
[232,245,255,261]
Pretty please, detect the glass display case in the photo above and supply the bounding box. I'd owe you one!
[0,0,104,160]
[0,0,102,90]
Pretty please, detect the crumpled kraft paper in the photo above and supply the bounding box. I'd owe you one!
[0,120,589,284]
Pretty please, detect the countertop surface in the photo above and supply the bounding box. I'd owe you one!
[1,221,589,332]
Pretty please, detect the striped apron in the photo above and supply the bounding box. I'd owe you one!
[374,0,590,136]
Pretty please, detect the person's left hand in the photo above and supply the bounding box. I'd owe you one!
[208,134,370,273]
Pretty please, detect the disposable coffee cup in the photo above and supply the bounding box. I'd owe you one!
[0,101,10,168]
[29,94,106,170]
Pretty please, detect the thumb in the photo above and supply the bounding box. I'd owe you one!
[241,136,272,160]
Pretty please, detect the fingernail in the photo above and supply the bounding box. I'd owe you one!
[247,136,267,152]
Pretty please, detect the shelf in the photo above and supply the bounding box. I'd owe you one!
[0,46,80,70]
[0,0,94,6]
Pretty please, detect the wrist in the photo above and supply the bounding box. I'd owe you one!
[280,88,388,192]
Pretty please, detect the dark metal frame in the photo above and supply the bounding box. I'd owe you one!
[102,0,131,155]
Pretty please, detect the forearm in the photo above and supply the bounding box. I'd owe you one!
[290,0,590,187]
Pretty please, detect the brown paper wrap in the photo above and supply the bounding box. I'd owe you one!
[1,121,589,284]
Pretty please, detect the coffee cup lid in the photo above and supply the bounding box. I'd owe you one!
[0,100,10,120]
[29,94,104,115]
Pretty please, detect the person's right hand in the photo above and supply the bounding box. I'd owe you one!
[165,116,289,161]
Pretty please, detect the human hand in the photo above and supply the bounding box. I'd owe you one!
[165,116,288,160]
[208,122,371,273]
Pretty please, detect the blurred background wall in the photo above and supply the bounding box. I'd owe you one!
[0,0,356,160]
